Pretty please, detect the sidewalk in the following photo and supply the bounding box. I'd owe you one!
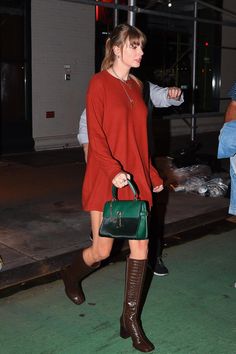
[0,147,230,290]
[1,227,236,354]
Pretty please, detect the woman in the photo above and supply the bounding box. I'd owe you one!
[61,24,163,353]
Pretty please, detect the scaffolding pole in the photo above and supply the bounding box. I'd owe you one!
[114,0,119,27]
[191,0,198,142]
[61,1,236,28]
[128,0,136,26]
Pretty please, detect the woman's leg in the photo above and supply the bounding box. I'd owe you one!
[61,211,114,305]
[120,239,155,352]
[129,239,149,260]
[83,211,114,265]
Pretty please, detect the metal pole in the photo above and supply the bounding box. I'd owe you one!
[114,0,118,27]
[128,0,136,26]
[191,0,197,142]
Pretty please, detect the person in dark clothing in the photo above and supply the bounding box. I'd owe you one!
[142,81,183,275]
[78,81,183,276]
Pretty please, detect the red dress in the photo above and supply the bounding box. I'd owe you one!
[82,70,163,212]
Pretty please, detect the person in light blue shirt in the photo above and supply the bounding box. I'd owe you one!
[217,81,236,215]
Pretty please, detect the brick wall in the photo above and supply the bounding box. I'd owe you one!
[31,0,95,150]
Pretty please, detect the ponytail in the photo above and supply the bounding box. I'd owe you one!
[101,38,115,71]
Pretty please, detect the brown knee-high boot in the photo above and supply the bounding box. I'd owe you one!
[120,258,155,353]
[61,249,100,305]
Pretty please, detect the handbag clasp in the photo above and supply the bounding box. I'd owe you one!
[116,210,123,228]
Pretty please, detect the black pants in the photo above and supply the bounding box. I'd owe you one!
[148,188,169,267]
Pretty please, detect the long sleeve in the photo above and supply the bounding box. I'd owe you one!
[86,76,122,181]
[149,82,184,108]
[83,70,158,211]
[77,109,89,145]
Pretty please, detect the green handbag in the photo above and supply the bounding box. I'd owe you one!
[99,180,149,240]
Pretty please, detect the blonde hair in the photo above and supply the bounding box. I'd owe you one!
[101,23,146,71]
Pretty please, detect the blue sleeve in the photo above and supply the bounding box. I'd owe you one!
[228,82,236,101]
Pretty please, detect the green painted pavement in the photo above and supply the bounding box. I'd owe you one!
[0,228,236,354]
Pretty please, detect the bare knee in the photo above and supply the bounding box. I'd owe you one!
[83,242,113,265]
[87,237,114,262]
[129,240,149,260]
[95,243,112,261]
[89,210,113,261]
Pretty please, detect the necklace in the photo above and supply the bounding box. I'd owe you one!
[111,66,129,83]
[111,67,134,106]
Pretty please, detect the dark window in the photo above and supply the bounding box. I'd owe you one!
[0,0,33,153]
[136,0,223,114]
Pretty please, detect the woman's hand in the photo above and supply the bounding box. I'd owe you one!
[153,184,164,193]
[112,172,130,188]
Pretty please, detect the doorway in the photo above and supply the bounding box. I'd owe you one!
[0,0,33,154]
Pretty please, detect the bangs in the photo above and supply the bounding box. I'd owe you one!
[129,37,145,49]
[122,25,146,48]
[128,30,146,48]
[109,24,146,50]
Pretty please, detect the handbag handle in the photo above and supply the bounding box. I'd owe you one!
[112,179,138,200]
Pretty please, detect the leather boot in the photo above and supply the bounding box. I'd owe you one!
[61,249,100,305]
[120,258,155,352]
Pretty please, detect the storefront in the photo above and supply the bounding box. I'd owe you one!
[0,0,236,153]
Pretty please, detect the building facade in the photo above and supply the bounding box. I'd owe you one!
[0,0,236,153]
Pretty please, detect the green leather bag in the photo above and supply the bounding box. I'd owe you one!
[99,180,149,240]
